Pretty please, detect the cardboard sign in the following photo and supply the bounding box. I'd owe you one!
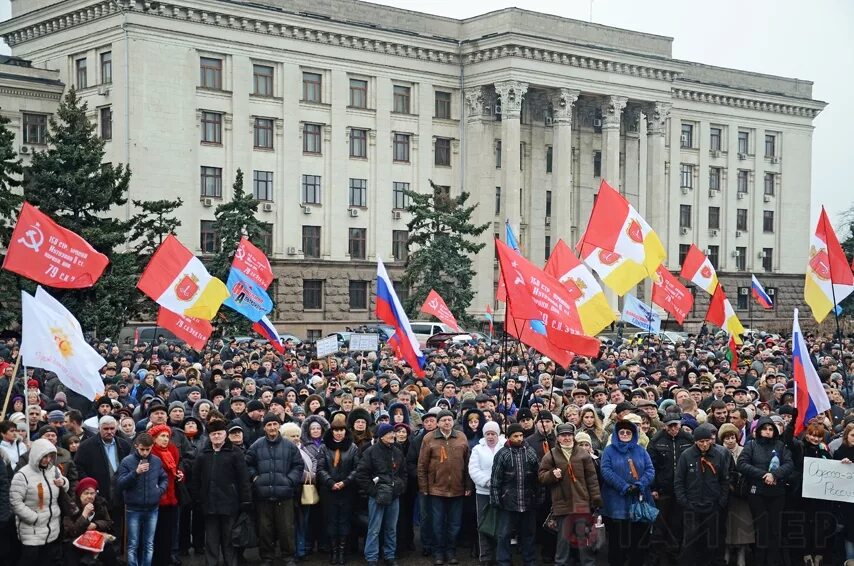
[801,457,854,504]
[315,335,339,358]
[349,333,379,351]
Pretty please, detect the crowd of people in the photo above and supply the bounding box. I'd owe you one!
[0,327,852,566]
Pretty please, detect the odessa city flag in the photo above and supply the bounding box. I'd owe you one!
[705,285,745,344]
[804,206,854,323]
[751,274,773,309]
[680,244,719,295]
[376,258,426,376]
[792,308,831,435]
[576,242,647,296]
[137,234,229,321]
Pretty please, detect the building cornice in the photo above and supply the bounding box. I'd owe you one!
[671,86,825,118]
[0,84,63,100]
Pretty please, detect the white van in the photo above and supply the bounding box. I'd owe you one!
[409,321,456,345]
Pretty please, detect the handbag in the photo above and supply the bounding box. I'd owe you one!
[231,511,258,548]
[629,494,659,523]
[301,476,320,505]
[478,503,500,538]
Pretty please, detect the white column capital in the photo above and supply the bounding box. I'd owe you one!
[601,95,628,128]
[494,80,528,119]
[645,101,672,136]
[549,88,580,124]
[463,86,489,122]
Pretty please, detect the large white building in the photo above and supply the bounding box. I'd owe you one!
[0,0,825,338]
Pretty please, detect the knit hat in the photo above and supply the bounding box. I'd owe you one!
[506,423,524,436]
[75,477,98,497]
[693,423,716,442]
[517,408,533,421]
[483,421,500,436]
[54,392,67,403]
[680,414,699,431]
[148,424,171,439]
[207,420,227,433]
[168,401,185,414]
[247,400,266,413]
[376,423,395,438]
[47,410,65,423]
[27,379,39,389]
[575,431,592,445]
[437,409,454,421]
[537,410,554,422]
[38,425,58,438]
[262,413,282,425]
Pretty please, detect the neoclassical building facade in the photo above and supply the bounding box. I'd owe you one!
[0,0,825,337]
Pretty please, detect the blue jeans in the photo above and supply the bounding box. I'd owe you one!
[365,497,399,562]
[430,496,463,558]
[126,508,158,566]
[296,505,310,558]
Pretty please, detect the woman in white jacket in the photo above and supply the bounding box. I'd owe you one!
[9,438,68,564]
[468,421,505,566]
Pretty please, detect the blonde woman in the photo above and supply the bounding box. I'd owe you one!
[579,406,606,451]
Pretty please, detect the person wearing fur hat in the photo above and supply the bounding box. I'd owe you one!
[61,476,119,566]
[347,408,373,454]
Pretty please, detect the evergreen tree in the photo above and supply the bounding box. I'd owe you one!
[0,110,24,329]
[401,180,488,327]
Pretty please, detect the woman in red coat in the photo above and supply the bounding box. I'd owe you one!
[148,424,183,566]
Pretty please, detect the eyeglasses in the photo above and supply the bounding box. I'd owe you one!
[617,429,633,435]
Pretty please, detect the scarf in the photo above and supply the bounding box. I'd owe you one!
[152,443,178,477]
[559,445,577,481]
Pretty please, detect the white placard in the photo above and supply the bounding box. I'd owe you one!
[801,456,854,504]
[316,336,339,358]
[349,333,379,351]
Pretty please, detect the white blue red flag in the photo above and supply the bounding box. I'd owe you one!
[252,314,285,354]
[751,275,773,309]
[792,308,831,435]
[376,259,426,376]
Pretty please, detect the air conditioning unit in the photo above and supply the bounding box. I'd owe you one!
[302,205,312,215]
[287,246,297,255]
[680,135,689,146]
[680,226,689,235]
[201,198,213,207]
[19,146,28,154]
[739,287,749,295]
[708,189,718,198]
[771,156,780,164]
[349,208,359,217]
[593,118,602,128]
[544,116,553,126]
[545,216,551,226]
[97,86,110,96]
[735,230,743,237]
[763,195,772,203]
[737,192,745,199]
[392,210,402,220]
[737,153,747,160]
[708,229,718,237]
[758,251,766,259]
[711,150,721,158]
[731,250,740,258]
[703,248,711,256]
[262,202,274,212]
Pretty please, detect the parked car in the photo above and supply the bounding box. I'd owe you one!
[409,321,457,346]
[425,332,477,349]
[119,326,182,346]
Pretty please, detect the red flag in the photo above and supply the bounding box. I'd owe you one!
[3,202,108,288]
[651,265,694,324]
[232,236,273,288]
[504,308,574,368]
[419,289,461,332]
[156,307,213,351]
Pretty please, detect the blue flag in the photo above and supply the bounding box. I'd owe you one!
[223,267,273,323]
[505,220,520,252]
[621,293,661,332]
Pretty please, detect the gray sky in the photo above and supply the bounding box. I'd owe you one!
[1,0,850,236]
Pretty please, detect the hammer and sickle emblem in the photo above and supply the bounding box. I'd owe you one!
[428,299,438,309]
[234,246,246,261]
[18,222,44,253]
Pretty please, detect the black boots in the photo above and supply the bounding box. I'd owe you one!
[329,537,347,565]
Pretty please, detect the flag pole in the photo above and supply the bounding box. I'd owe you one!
[0,354,22,421]
[820,209,844,343]
[748,287,753,333]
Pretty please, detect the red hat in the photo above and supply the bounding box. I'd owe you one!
[27,379,39,389]
[148,424,172,440]
[76,477,98,497]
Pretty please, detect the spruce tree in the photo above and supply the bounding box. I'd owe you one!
[401,180,489,327]
[0,110,24,329]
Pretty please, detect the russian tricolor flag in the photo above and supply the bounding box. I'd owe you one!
[376,259,426,376]
[252,314,285,354]
[751,274,773,309]
[792,308,831,435]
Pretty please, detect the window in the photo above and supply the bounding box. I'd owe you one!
[199,57,222,90]
[22,113,47,145]
[253,64,274,96]
[679,244,691,267]
[258,223,273,254]
[737,131,749,154]
[737,287,749,310]
[75,58,87,88]
[709,167,722,191]
[348,228,366,259]
[710,127,722,151]
[680,164,694,188]
[520,143,525,170]
[393,133,410,162]
[307,329,323,342]
[708,246,719,270]
[302,226,321,258]
[100,52,112,84]
[253,170,273,201]
[200,166,223,198]
[494,186,501,216]
[708,207,720,230]
[350,128,367,158]
[393,281,409,304]
[99,107,112,140]
[349,178,367,208]
[495,140,502,169]
[762,248,773,272]
[546,146,553,173]
[200,220,219,254]
[349,281,368,310]
[737,170,748,194]
[302,72,322,102]
[546,190,552,218]
[254,117,274,149]
[764,173,775,196]
[201,111,222,144]
[763,210,774,233]
[765,134,776,158]
[303,280,323,310]
[393,85,411,114]
[545,235,551,262]
[393,182,409,209]
[349,79,367,108]
[435,91,451,119]
[680,123,693,148]
[736,247,747,271]
[593,151,602,177]
[435,137,451,166]
[303,123,322,154]
[302,175,321,204]
[679,205,692,229]
[392,230,408,262]
[736,208,748,231]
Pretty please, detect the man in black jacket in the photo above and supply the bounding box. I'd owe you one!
[524,410,557,562]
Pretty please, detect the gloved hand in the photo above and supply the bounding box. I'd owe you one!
[625,485,640,496]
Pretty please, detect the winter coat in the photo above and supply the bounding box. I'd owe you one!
[599,423,655,521]
[387,402,411,426]
[417,429,473,497]
[15,445,78,495]
[0,455,10,523]
[230,413,264,447]
[245,433,305,501]
[525,428,557,461]
[469,436,506,496]
[315,430,360,501]
[674,443,731,513]
[74,434,132,506]
[300,414,330,469]
[489,440,541,512]
[9,439,69,546]
[116,450,168,511]
[736,416,793,497]
[355,439,407,500]
[61,494,113,542]
[191,440,252,515]
[538,444,602,515]
[405,427,430,480]
[723,444,754,545]
[647,428,694,495]
[833,443,854,541]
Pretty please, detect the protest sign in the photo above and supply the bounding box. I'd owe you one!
[315,335,339,358]
[349,333,379,351]
[801,456,854,504]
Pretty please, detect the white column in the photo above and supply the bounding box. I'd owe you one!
[645,102,671,259]
[495,80,528,242]
[549,88,580,249]
[600,95,627,190]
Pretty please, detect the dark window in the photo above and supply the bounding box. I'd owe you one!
[349,79,367,108]
[763,210,774,233]
[736,209,748,231]
[201,111,222,144]
[495,186,501,216]
[348,228,366,259]
[258,223,273,254]
[708,206,720,230]
[520,143,525,170]
[393,182,409,209]
[100,52,112,84]
[737,170,748,194]
[393,85,411,113]
[100,107,112,140]
[76,58,87,88]
[253,64,274,96]
[495,140,502,169]
[762,248,773,272]
[200,220,219,254]
[545,235,551,262]
[435,137,451,166]
[593,151,602,177]
[709,167,721,191]
[307,329,323,341]
[738,131,749,154]
[679,205,692,229]
[302,72,322,102]
[546,146,553,173]
[765,134,776,158]
[737,287,749,309]
[708,246,719,270]
[393,281,409,303]
[545,190,552,218]
[349,178,367,208]
[736,247,746,271]
[681,123,693,148]
[349,280,368,310]
[350,128,367,158]
[303,123,322,154]
[680,164,693,188]
[678,244,691,267]
[764,173,775,196]
[199,57,222,89]
[303,280,323,310]
[392,230,408,262]
[393,133,410,162]
[435,91,451,119]
[254,117,274,149]
[253,170,273,201]
[301,175,321,204]
[200,167,222,198]
[22,113,47,145]
[302,226,321,258]
[710,127,722,151]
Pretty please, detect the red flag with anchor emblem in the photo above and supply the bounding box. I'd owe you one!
[419,289,461,332]
[2,202,108,288]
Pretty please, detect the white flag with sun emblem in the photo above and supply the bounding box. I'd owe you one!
[20,288,106,401]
